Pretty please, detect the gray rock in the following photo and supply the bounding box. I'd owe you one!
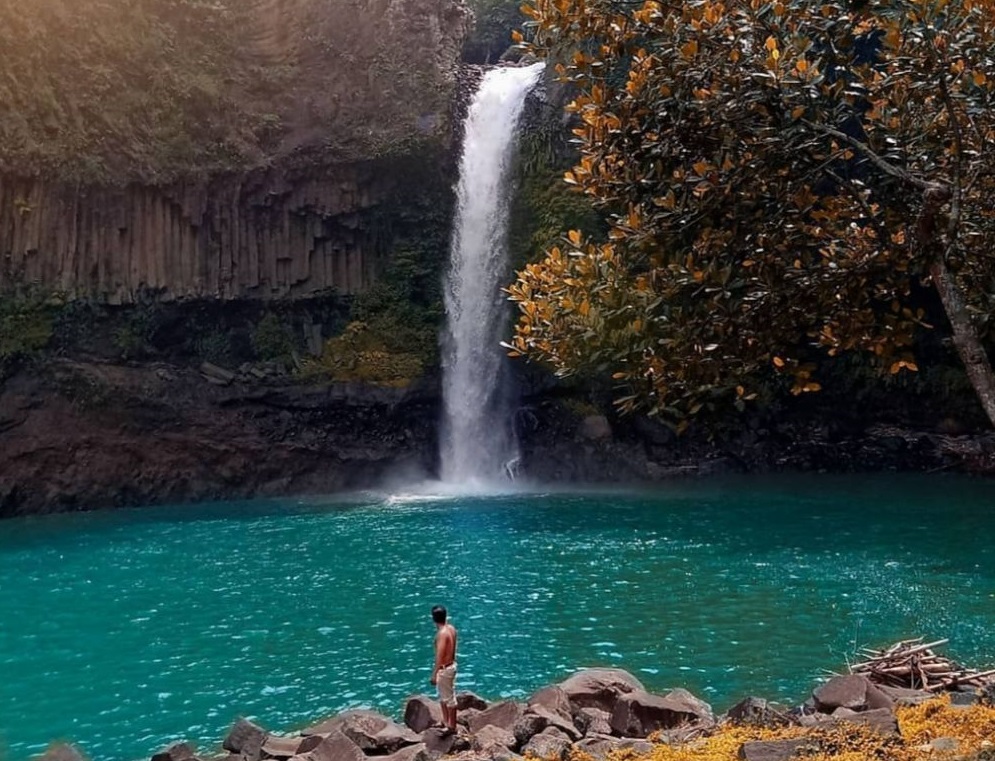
[512,713,546,748]
[467,700,523,734]
[950,691,978,706]
[928,737,960,752]
[528,685,572,719]
[381,744,429,761]
[471,725,516,753]
[305,730,365,761]
[34,744,88,761]
[151,742,195,761]
[559,668,645,714]
[457,691,489,711]
[579,415,612,440]
[521,729,571,760]
[419,727,456,756]
[812,675,893,713]
[459,707,482,729]
[261,736,320,759]
[575,707,613,737]
[726,696,792,727]
[404,695,444,733]
[223,719,268,757]
[574,735,653,760]
[738,739,812,761]
[313,710,409,753]
[200,362,235,383]
[526,704,581,740]
[876,686,935,707]
[371,722,422,753]
[832,707,900,735]
[610,688,714,736]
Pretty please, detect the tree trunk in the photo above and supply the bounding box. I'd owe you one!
[930,258,995,428]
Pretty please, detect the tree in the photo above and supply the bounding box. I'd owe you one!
[506,0,995,429]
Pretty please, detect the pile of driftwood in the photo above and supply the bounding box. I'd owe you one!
[849,638,995,692]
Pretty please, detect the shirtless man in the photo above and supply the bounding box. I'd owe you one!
[429,605,458,732]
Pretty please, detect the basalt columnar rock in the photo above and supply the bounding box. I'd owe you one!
[0,0,471,305]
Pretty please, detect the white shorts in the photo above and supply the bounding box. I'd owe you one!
[437,663,457,707]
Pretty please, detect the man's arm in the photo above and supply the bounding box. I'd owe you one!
[431,630,442,684]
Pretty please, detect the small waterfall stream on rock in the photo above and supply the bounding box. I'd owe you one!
[440,63,544,486]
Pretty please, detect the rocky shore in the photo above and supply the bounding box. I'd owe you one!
[34,667,995,761]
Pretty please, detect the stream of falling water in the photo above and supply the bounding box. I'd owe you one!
[440,63,544,486]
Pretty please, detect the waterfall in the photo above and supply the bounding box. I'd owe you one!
[440,63,544,486]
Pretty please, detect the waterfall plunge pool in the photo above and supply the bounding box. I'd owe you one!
[1,475,993,761]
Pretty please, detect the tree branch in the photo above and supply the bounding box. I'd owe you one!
[801,119,936,192]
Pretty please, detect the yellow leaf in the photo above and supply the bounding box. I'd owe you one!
[510,29,524,43]
[974,71,988,86]
[681,40,699,58]
[568,229,582,245]
[773,356,785,368]
[791,106,805,119]
[765,36,778,52]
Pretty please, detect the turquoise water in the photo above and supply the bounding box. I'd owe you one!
[1,476,994,761]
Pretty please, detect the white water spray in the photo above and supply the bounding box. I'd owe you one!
[440,63,544,486]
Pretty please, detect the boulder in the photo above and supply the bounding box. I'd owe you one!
[512,713,546,748]
[727,697,790,728]
[559,669,645,714]
[579,415,612,441]
[876,686,934,707]
[528,685,572,719]
[372,723,422,754]
[261,736,321,759]
[404,695,444,733]
[521,729,572,760]
[34,745,88,761]
[573,735,654,760]
[457,692,489,711]
[419,727,456,756]
[467,700,523,734]
[223,719,268,758]
[309,710,415,753]
[151,742,195,761]
[303,730,365,761]
[575,707,613,737]
[382,745,428,761]
[610,688,714,737]
[738,739,812,761]
[812,676,893,713]
[832,707,900,736]
[459,707,482,729]
[471,725,516,754]
[526,705,581,740]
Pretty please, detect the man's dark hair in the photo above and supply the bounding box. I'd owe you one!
[432,605,447,624]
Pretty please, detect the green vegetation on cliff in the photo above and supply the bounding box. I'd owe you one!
[0,0,468,183]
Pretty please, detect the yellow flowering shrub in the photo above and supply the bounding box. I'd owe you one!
[556,697,995,761]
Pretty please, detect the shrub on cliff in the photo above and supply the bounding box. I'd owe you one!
[0,286,58,371]
[303,322,423,387]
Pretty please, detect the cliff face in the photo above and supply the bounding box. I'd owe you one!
[0,0,471,303]
[0,166,397,303]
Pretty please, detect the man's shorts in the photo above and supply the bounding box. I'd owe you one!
[437,663,457,708]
